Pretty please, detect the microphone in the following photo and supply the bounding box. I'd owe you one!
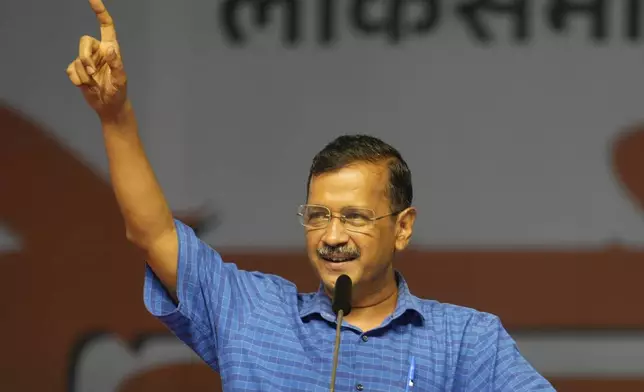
[329,274,352,392]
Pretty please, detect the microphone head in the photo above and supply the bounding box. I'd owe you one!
[331,274,352,316]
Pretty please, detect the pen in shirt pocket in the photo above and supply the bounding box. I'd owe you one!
[405,355,415,391]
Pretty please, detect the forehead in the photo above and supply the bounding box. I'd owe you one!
[308,162,389,207]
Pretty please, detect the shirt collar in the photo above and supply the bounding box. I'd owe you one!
[299,270,425,324]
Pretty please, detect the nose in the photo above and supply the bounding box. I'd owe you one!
[321,215,350,246]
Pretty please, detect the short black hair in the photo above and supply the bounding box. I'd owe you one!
[307,134,413,212]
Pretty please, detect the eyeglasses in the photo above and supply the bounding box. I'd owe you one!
[297,204,400,232]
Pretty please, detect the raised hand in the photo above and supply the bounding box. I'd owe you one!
[67,0,128,122]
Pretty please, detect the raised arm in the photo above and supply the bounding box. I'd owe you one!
[66,0,178,296]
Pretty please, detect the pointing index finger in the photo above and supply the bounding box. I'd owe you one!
[88,0,117,42]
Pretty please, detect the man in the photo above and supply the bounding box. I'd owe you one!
[67,1,555,390]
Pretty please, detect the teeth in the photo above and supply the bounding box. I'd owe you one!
[325,257,354,262]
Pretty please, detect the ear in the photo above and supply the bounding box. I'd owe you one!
[394,207,417,251]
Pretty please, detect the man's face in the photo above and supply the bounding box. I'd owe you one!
[304,162,416,296]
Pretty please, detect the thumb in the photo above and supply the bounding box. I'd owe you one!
[105,46,126,84]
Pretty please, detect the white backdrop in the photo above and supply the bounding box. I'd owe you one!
[2,0,644,250]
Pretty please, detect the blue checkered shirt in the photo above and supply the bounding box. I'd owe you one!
[144,220,555,391]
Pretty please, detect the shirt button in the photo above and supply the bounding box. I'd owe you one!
[361,335,368,342]
[355,383,364,391]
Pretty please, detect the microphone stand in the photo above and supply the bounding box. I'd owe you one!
[329,309,345,392]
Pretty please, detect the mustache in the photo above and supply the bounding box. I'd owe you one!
[316,245,360,260]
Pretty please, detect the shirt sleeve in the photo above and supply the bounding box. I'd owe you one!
[142,219,275,370]
[463,313,556,392]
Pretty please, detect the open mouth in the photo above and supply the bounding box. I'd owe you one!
[320,255,357,263]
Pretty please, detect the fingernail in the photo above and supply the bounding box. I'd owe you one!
[87,66,95,75]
